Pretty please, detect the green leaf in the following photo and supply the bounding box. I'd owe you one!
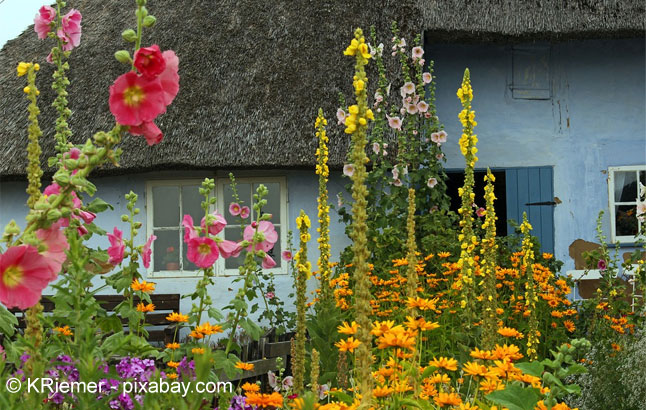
[515,361,544,378]
[564,363,587,377]
[0,305,17,337]
[86,197,114,213]
[485,384,540,410]
[329,390,354,405]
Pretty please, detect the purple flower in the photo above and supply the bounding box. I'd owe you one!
[597,259,607,271]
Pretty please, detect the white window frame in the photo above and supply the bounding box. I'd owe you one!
[215,176,289,276]
[146,176,289,278]
[608,165,646,243]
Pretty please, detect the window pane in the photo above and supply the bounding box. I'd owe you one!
[153,186,180,227]
[223,183,251,220]
[254,182,281,223]
[153,229,179,271]
[614,171,637,202]
[640,171,645,198]
[616,205,638,236]
[224,227,244,271]
[182,185,203,223]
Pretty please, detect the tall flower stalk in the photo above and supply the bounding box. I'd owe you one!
[406,188,419,307]
[293,210,311,394]
[520,213,539,360]
[19,62,44,209]
[456,69,479,330]
[343,28,375,409]
[480,169,498,349]
[315,110,332,305]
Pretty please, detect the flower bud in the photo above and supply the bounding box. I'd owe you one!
[142,15,156,27]
[54,172,70,186]
[60,207,71,218]
[114,50,132,64]
[3,220,21,236]
[121,215,129,222]
[121,29,137,43]
[47,209,62,222]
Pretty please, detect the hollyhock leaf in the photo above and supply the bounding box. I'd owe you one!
[86,197,114,213]
[0,305,18,336]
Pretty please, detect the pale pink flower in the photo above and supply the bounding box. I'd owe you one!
[436,153,444,160]
[406,103,418,115]
[281,250,293,261]
[229,203,241,216]
[422,72,432,84]
[412,46,424,60]
[431,130,448,145]
[374,91,383,103]
[417,101,429,113]
[262,255,276,269]
[0,245,54,310]
[393,178,402,187]
[397,38,406,49]
[319,384,330,400]
[382,150,388,156]
[36,221,68,278]
[142,234,156,269]
[282,375,294,390]
[182,214,197,242]
[392,167,400,180]
[336,109,347,125]
[240,206,250,219]
[187,237,219,268]
[266,291,275,300]
[337,193,343,208]
[418,58,425,66]
[387,115,402,130]
[57,9,82,51]
[343,164,355,177]
[34,6,56,39]
[637,201,646,217]
[106,227,125,266]
[427,177,438,189]
[217,239,242,258]
[372,142,380,154]
[476,207,486,218]
[268,371,278,391]
[201,212,227,235]
[244,221,278,253]
[400,82,415,97]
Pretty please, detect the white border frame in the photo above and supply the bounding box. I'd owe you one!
[608,165,646,243]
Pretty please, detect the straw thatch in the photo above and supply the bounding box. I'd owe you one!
[0,0,643,178]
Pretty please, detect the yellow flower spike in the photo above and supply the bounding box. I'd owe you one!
[359,43,371,59]
[17,62,31,77]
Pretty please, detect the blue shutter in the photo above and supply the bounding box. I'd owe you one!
[505,167,554,254]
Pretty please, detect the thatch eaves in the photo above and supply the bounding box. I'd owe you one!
[0,0,643,179]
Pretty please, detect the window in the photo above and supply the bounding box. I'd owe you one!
[511,45,551,100]
[146,177,288,277]
[216,177,288,276]
[608,166,646,243]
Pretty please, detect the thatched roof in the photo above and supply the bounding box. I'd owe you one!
[0,0,643,178]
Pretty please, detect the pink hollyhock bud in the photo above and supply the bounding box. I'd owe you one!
[266,291,275,300]
[57,9,82,51]
[201,212,227,235]
[240,206,250,219]
[142,234,156,269]
[217,240,242,258]
[187,237,219,268]
[182,215,197,242]
[34,6,56,39]
[281,250,293,261]
[78,210,96,224]
[109,72,166,126]
[107,227,125,265]
[134,44,166,79]
[262,255,276,269]
[129,121,163,146]
[229,203,241,216]
[0,245,55,310]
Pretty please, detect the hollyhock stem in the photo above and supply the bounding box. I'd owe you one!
[52,0,73,154]
[405,188,418,308]
[22,63,44,209]
[481,169,499,350]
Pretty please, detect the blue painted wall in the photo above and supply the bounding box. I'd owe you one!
[430,38,645,272]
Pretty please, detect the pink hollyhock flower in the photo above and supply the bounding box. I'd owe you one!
[229,203,241,216]
[427,177,438,189]
[282,376,294,390]
[243,221,278,253]
[217,239,242,258]
[422,72,432,84]
[392,167,400,180]
[268,371,278,390]
[182,215,197,242]
[201,212,227,235]
[34,6,56,39]
[262,255,276,269]
[0,245,54,310]
[387,115,402,130]
[418,58,425,66]
[36,221,69,278]
[374,91,384,104]
[393,178,402,187]
[109,71,166,126]
[436,153,444,160]
[431,130,447,145]
[266,291,275,300]
[412,46,424,60]
[400,82,415,97]
[476,207,486,218]
[134,44,166,79]
[417,101,429,113]
[597,259,607,271]
[372,142,380,155]
[240,206,250,219]
[637,201,646,217]
[406,103,418,115]
[129,121,163,146]
[187,237,219,268]
[336,109,347,125]
[107,227,125,265]
[281,250,293,261]
[343,164,355,177]
[159,50,180,106]
[57,9,82,51]
[142,234,156,269]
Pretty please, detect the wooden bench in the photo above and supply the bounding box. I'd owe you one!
[7,294,180,346]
